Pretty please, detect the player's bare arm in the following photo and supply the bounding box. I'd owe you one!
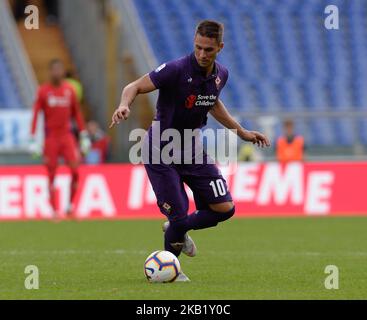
[109,74,156,128]
[210,98,270,148]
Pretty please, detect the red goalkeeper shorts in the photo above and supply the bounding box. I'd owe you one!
[43,133,80,167]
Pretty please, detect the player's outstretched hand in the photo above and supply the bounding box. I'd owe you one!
[109,105,130,128]
[242,130,270,148]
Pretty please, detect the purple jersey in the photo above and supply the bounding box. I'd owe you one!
[149,52,229,132]
[143,53,233,221]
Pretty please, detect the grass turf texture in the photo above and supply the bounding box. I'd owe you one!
[0,217,366,299]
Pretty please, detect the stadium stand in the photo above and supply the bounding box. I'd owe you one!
[131,0,367,147]
[0,45,23,108]
[0,0,36,109]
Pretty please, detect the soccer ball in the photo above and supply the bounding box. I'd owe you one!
[144,250,181,283]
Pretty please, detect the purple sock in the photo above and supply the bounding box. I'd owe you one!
[164,223,186,257]
[185,209,224,230]
[164,207,235,257]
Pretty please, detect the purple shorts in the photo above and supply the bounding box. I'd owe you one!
[144,162,233,221]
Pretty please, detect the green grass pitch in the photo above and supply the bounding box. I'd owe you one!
[0,217,366,299]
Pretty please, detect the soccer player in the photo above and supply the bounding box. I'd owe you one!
[30,59,91,218]
[110,20,270,281]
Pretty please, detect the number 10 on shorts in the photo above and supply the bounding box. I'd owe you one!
[209,179,227,198]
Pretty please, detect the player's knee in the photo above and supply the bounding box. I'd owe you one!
[69,166,79,181]
[71,169,79,181]
[68,160,79,170]
[209,201,234,213]
[48,170,56,180]
[214,205,235,223]
[47,166,57,182]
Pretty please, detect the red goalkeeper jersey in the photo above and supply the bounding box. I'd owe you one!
[31,81,86,136]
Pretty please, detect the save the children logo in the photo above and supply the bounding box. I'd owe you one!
[185,95,197,109]
[185,94,217,109]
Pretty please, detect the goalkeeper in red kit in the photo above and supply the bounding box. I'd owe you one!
[30,59,91,218]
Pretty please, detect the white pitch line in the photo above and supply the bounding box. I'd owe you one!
[0,249,149,255]
[0,249,365,257]
[204,250,367,257]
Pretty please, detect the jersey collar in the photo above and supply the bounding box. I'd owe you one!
[189,52,218,80]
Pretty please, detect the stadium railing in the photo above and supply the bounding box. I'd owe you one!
[229,110,367,160]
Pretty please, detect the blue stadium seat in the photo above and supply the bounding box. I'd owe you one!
[0,43,24,109]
